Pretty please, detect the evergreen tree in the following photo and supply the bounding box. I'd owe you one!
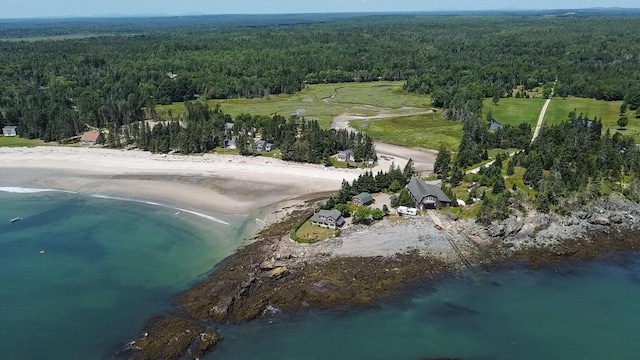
[434,145,451,176]
[492,176,506,194]
[397,188,415,207]
[403,159,416,181]
[476,196,494,225]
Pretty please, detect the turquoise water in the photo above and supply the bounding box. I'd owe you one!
[213,259,640,360]
[3,191,640,360]
[0,191,247,359]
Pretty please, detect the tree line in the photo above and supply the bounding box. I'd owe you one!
[118,102,376,165]
[2,14,640,142]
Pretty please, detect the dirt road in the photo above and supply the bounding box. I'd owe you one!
[331,112,437,174]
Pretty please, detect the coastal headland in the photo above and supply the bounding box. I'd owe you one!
[3,146,640,360]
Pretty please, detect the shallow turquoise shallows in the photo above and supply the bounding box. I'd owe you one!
[0,191,249,359]
[3,191,640,360]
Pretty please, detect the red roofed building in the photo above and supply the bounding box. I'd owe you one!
[80,130,103,146]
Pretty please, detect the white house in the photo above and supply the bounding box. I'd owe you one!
[2,126,17,137]
[337,149,355,162]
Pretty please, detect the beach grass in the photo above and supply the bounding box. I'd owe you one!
[0,136,45,147]
[295,220,336,243]
[156,81,433,129]
[483,97,545,127]
[350,113,464,151]
[545,97,640,143]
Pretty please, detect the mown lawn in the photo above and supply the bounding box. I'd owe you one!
[350,113,463,151]
[483,97,545,127]
[545,97,640,143]
[0,136,45,147]
[157,81,433,129]
[295,220,336,243]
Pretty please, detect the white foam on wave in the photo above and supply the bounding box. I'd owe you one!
[89,194,230,226]
[0,186,75,194]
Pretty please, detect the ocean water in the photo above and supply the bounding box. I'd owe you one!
[3,190,640,360]
[0,190,250,359]
[213,258,640,360]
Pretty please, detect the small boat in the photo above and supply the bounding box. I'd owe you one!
[10,217,23,224]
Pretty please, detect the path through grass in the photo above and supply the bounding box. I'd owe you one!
[157,81,433,129]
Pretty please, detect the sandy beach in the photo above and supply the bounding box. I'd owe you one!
[0,146,362,219]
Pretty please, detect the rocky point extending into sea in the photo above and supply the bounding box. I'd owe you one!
[118,194,640,360]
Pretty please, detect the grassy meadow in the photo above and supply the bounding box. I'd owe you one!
[545,97,640,142]
[0,136,45,147]
[156,81,433,129]
[350,113,463,151]
[482,98,545,127]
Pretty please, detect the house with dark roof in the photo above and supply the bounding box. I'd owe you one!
[407,177,452,210]
[311,209,345,228]
[80,130,103,146]
[352,192,374,206]
[2,125,17,137]
[255,140,274,152]
[337,149,355,162]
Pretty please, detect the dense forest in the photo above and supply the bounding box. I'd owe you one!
[2,13,640,146]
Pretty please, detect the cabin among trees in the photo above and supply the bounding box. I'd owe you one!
[80,130,103,146]
[407,177,452,210]
[352,192,374,206]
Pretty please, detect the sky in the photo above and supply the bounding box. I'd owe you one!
[0,0,638,19]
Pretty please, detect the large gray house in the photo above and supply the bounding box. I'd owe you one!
[311,209,345,228]
[407,177,452,210]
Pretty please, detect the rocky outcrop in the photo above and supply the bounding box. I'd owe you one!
[117,317,221,360]
[119,195,640,360]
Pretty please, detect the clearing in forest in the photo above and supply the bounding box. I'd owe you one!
[350,113,463,151]
[482,98,545,128]
[545,97,640,143]
[156,81,433,128]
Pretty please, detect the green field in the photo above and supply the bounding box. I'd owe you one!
[157,81,433,129]
[350,113,463,150]
[0,136,45,147]
[482,98,545,127]
[545,97,640,142]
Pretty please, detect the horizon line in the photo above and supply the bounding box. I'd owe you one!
[1,7,639,21]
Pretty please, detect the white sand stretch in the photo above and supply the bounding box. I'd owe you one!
[0,146,363,216]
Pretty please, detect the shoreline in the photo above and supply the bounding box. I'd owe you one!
[122,194,640,359]
[0,146,363,221]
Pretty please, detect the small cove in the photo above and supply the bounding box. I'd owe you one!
[0,191,249,359]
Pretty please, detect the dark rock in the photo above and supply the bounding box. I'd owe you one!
[260,258,276,270]
[610,215,623,224]
[428,302,477,318]
[309,279,339,294]
[574,211,590,220]
[488,224,505,238]
[551,245,576,257]
[589,216,611,226]
[121,317,221,360]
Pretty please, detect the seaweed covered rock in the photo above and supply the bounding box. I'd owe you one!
[119,317,221,360]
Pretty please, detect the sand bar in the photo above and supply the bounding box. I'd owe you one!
[0,146,362,217]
